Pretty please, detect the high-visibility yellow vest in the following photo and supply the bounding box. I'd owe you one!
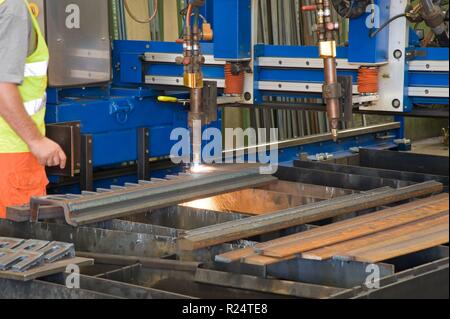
[0,0,49,153]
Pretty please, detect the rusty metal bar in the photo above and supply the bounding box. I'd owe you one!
[293,160,449,186]
[194,268,344,299]
[29,166,277,226]
[6,205,64,223]
[179,181,443,250]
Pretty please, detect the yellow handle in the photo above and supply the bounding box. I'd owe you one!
[158,96,179,103]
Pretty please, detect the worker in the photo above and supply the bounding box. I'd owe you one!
[0,0,66,218]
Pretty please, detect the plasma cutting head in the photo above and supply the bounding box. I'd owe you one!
[331,128,339,142]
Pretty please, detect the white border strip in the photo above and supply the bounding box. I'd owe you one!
[258,57,361,70]
[408,60,449,72]
[408,87,449,98]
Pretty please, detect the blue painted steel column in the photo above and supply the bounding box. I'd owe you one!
[348,0,390,63]
[213,0,251,60]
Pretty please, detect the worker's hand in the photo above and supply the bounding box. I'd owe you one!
[28,137,67,169]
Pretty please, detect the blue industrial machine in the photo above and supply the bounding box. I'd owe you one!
[35,0,448,194]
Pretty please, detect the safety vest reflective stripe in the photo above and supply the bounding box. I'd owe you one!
[0,0,49,153]
[24,61,48,77]
[24,95,46,116]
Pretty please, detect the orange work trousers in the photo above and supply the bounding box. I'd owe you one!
[0,153,48,218]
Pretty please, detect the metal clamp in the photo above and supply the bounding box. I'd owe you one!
[323,82,342,99]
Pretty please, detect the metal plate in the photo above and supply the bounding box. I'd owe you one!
[14,239,50,252]
[0,237,25,249]
[0,249,44,272]
[46,121,81,177]
[44,0,111,87]
[40,242,75,263]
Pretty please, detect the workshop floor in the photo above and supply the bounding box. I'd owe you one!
[409,137,449,157]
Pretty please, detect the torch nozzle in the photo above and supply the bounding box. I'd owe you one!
[331,128,339,142]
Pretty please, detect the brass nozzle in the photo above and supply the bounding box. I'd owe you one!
[184,72,204,89]
[331,128,339,142]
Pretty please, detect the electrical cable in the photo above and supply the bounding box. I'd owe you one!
[343,0,356,18]
[124,0,159,24]
[186,4,193,27]
[369,13,406,38]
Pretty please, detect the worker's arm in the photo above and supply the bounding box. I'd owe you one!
[0,0,65,169]
[0,83,66,169]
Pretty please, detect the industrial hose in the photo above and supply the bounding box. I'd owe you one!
[420,0,449,47]
[124,0,159,24]
[369,13,407,38]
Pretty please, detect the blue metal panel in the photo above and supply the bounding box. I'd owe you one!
[46,94,188,167]
[407,47,449,60]
[113,40,224,86]
[408,27,421,47]
[119,52,143,84]
[410,97,449,105]
[257,69,358,83]
[408,72,449,87]
[348,0,390,63]
[213,0,251,60]
[406,48,449,107]
[253,45,355,103]
[200,0,214,25]
[145,64,225,79]
[394,115,406,139]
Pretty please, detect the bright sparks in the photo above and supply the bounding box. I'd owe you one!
[182,197,220,211]
[190,163,214,174]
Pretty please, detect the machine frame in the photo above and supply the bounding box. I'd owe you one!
[36,0,448,193]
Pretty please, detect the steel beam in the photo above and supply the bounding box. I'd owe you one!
[43,272,194,299]
[194,268,344,299]
[266,258,394,289]
[76,252,201,272]
[331,257,449,299]
[293,160,449,187]
[223,122,401,158]
[29,166,277,226]
[0,219,177,258]
[0,278,117,299]
[179,181,443,251]
[80,134,94,192]
[360,148,449,177]
[276,165,413,191]
[137,127,150,181]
